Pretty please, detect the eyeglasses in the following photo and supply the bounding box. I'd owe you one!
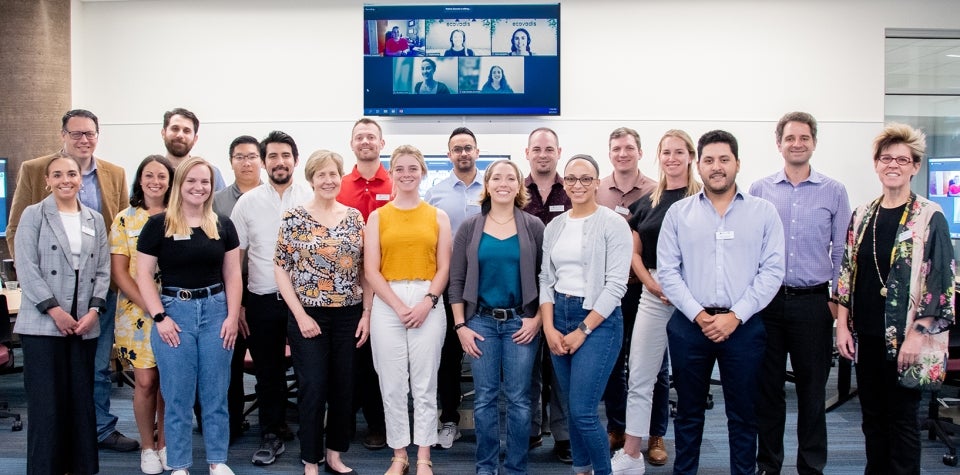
[563,175,595,186]
[451,145,475,154]
[64,130,98,140]
[877,155,914,166]
[231,153,260,162]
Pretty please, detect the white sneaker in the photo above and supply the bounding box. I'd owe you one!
[611,448,646,475]
[140,448,163,474]
[436,422,461,449]
[209,464,235,475]
[158,447,171,471]
[171,470,189,475]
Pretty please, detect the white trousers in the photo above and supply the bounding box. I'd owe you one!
[370,280,446,448]
[625,274,674,438]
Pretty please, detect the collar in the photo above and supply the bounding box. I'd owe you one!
[772,166,823,185]
[525,173,563,189]
[348,163,389,183]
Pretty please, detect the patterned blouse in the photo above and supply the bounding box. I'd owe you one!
[274,205,364,308]
[837,193,956,360]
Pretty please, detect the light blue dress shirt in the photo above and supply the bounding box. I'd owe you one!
[657,188,785,323]
[79,160,102,213]
[425,170,484,234]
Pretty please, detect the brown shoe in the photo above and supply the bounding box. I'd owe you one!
[607,430,625,451]
[647,435,668,466]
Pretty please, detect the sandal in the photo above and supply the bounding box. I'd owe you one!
[384,456,409,475]
[416,459,433,475]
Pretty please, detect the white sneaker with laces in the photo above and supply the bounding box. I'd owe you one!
[159,446,171,471]
[611,448,646,475]
[209,463,236,475]
[140,448,163,474]
[436,422,461,449]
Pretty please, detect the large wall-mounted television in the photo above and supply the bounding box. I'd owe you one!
[363,3,560,116]
[927,156,960,238]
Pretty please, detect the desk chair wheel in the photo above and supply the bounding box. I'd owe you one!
[944,453,958,466]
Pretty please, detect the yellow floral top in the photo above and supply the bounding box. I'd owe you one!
[110,206,159,368]
[274,206,364,307]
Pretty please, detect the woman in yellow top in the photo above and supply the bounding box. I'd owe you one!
[365,145,452,475]
[110,155,175,474]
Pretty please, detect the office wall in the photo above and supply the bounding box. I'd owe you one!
[71,0,960,206]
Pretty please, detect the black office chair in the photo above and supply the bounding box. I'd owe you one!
[0,294,24,431]
[924,319,960,467]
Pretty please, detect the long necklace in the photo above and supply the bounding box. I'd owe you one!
[871,197,911,298]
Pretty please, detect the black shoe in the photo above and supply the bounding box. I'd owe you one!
[362,431,387,450]
[324,463,358,475]
[98,430,140,452]
[553,439,572,464]
[252,434,286,466]
[529,433,543,450]
[277,425,296,441]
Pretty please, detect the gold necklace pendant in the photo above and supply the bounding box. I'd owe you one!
[880,287,888,297]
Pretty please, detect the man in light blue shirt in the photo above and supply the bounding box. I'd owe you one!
[657,130,785,475]
[750,112,851,475]
[425,127,484,449]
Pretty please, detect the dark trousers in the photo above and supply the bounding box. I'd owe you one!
[289,305,361,463]
[245,291,290,436]
[855,335,922,475]
[22,334,99,475]
[227,332,248,440]
[353,339,386,435]
[757,290,832,474]
[668,310,766,475]
[437,290,463,424]
[602,282,640,433]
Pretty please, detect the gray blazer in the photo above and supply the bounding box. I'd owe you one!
[448,207,545,320]
[13,195,110,339]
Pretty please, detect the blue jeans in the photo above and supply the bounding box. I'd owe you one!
[94,288,118,441]
[550,293,623,475]
[468,314,539,475]
[668,309,766,475]
[152,289,232,469]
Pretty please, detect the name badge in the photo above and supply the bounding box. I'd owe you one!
[375,194,391,201]
[130,229,142,237]
[173,234,191,241]
[898,230,913,242]
[549,205,565,213]
[614,206,629,215]
[81,226,95,236]
[716,230,735,240]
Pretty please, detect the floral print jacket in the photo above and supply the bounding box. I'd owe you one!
[837,193,955,360]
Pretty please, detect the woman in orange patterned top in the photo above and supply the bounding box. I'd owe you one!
[274,150,371,475]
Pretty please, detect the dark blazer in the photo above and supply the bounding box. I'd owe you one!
[448,207,545,320]
[12,195,110,339]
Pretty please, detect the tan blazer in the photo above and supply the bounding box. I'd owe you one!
[7,152,128,259]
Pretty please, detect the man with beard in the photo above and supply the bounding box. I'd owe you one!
[230,131,312,465]
[657,130,784,475]
[424,127,484,449]
[337,117,391,450]
[161,107,226,191]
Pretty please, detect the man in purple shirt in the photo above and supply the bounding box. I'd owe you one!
[749,112,851,475]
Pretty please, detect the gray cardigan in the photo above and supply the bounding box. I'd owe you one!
[539,206,631,318]
[13,195,110,339]
[448,207,545,320]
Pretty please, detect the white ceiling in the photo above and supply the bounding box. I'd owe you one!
[886,37,960,93]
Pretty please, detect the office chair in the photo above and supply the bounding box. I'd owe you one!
[0,294,24,431]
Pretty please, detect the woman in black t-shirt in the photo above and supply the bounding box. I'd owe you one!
[136,157,242,475]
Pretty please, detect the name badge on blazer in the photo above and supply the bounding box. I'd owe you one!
[898,230,913,242]
[81,226,95,236]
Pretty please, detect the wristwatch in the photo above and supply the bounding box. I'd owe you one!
[425,293,440,308]
[577,321,592,336]
[454,322,467,331]
[913,322,933,335]
[152,312,167,323]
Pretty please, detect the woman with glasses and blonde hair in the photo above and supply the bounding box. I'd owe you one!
[365,145,452,475]
[449,159,545,474]
[540,154,632,475]
[836,123,955,473]
[611,130,701,473]
[136,157,242,475]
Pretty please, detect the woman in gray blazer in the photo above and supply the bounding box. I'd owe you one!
[14,154,111,475]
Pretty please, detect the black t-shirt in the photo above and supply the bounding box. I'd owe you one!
[852,203,905,337]
[137,212,240,289]
[628,188,687,269]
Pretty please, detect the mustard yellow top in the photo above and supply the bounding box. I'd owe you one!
[379,201,439,281]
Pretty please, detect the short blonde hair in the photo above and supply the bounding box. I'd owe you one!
[304,149,344,181]
[479,160,529,209]
[873,122,926,164]
[390,145,427,176]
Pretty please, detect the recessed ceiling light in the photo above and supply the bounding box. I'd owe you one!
[947,54,960,58]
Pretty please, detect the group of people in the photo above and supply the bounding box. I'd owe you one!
[9,108,954,475]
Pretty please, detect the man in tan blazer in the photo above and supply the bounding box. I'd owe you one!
[7,109,138,452]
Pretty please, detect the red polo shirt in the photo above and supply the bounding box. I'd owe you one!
[337,164,393,220]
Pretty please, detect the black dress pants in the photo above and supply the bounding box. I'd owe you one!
[245,291,291,437]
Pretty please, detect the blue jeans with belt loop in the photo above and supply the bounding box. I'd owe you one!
[550,292,623,475]
[152,286,232,470]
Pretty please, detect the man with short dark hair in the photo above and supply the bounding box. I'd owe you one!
[7,109,136,452]
[231,131,312,465]
[750,112,851,475]
[657,130,784,475]
[160,107,226,190]
[425,126,485,449]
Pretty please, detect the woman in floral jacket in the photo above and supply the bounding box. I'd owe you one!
[836,123,955,473]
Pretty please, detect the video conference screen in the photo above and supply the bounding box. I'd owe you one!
[363,4,561,116]
[927,156,960,238]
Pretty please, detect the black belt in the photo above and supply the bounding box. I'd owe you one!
[162,283,224,300]
[477,304,525,321]
[703,307,730,316]
[780,282,829,297]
